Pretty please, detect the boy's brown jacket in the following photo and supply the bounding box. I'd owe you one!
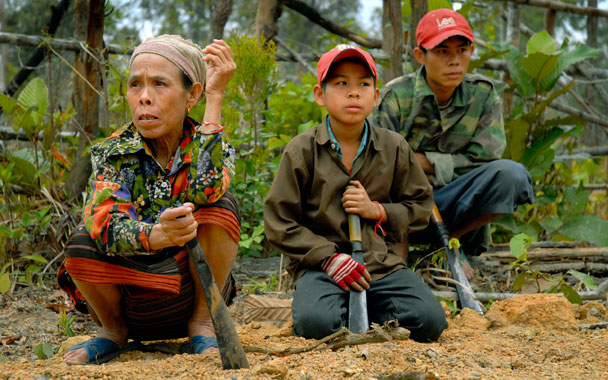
[264,118,433,281]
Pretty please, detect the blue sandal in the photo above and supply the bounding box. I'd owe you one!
[189,335,218,354]
[67,337,124,365]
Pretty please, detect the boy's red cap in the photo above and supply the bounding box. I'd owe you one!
[416,9,474,49]
[316,44,377,86]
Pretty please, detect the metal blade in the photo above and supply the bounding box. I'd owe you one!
[348,242,369,333]
[445,245,484,315]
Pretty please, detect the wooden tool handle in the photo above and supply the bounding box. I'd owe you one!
[346,185,362,242]
[186,239,249,369]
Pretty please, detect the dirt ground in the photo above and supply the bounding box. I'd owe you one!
[1,280,607,380]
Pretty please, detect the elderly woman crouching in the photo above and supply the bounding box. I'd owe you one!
[57,35,239,365]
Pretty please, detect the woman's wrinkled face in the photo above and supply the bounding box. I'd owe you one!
[127,53,194,141]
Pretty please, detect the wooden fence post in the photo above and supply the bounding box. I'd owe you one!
[382,0,404,83]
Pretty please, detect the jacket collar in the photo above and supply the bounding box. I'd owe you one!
[414,67,469,107]
[104,117,197,173]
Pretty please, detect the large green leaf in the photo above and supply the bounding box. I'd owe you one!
[0,272,10,294]
[527,31,557,55]
[8,155,37,191]
[502,44,535,98]
[505,118,530,162]
[559,185,588,219]
[539,215,563,235]
[558,215,608,247]
[510,233,535,261]
[521,52,560,91]
[540,44,600,92]
[522,125,571,169]
[0,93,17,113]
[556,283,582,305]
[17,77,48,125]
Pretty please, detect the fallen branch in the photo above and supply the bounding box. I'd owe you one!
[434,278,608,301]
[244,320,410,356]
[483,247,608,263]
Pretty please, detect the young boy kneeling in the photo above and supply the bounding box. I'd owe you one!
[264,45,447,342]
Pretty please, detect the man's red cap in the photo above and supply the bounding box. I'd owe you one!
[316,44,377,86]
[416,8,474,49]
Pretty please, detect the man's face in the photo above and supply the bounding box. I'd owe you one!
[415,36,474,96]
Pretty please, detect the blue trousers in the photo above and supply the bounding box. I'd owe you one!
[434,159,534,230]
[413,159,534,255]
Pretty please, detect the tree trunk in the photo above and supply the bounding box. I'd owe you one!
[408,0,426,71]
[65,0,104,200]
[0,0,6,93]
[503,2,520,116]
[255,0,281,40]
[582,0,604,147]
[545,8,556,36]
[210,0,233,42]
[381,0,404,82]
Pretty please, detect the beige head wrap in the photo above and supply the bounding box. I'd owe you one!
[130,34,207,89]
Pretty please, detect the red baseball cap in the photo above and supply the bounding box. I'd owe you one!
[316,44,377,86]
[416,9,474,49]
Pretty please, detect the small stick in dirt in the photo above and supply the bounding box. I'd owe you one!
[243,320,410,356]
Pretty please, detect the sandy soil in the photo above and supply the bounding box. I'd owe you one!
[1,284,607,380]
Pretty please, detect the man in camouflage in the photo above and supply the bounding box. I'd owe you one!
[373,9,534,276]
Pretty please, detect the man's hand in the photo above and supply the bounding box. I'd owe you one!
[342,180,385,221]
[149,202,198,250]
[321,253,372,292]
[415,152,435,174]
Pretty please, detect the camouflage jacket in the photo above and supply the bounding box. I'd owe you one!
[372,67,505,187]
[83,117,235,256]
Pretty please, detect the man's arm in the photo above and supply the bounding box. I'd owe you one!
[424,83,506,186]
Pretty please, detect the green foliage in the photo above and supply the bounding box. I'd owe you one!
[34,342,54,360]
[488,31,606,246]
[57,311,76,337]
[0,270,10,294]
[241,274,279,294]
[220,34,279,257]
[440,297,460,318]
[509,233,582,304]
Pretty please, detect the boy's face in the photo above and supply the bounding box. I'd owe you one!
[414,36,474,96]
[313,60,379,129]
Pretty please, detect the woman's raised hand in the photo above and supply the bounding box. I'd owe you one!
[202,39,236,99]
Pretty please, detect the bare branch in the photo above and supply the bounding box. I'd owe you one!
[494,0,608,17]
[279,0,382,49]
[274,36,316,76]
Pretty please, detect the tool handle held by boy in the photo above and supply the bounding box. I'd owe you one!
[185,239,249,369]
[346,185,369,334]
[430,204,484,315]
